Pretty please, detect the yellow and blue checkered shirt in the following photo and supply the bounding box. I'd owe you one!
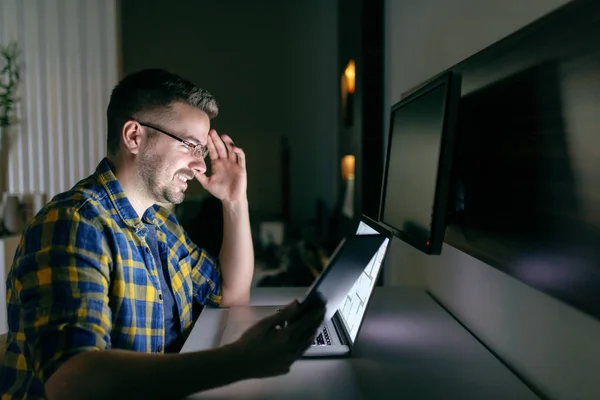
[0,158,222,399]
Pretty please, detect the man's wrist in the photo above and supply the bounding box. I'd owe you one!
[222,197,249,214]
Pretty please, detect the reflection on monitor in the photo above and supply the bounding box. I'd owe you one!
[380,71,461,255]
[338,221,390,342]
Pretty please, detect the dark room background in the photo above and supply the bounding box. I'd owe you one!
[120,0,339,236]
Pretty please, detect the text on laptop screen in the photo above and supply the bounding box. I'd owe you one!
[338,222,390,342]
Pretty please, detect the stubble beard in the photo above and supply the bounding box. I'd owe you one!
[138,151,186,205]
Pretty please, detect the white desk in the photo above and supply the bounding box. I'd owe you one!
[182,287,539,400]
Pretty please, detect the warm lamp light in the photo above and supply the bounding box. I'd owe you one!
[344,60,356,94]
[341,154,355,181]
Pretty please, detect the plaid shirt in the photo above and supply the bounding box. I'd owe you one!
[0,158,222,399]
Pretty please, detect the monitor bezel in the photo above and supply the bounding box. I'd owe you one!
[359,214,392,239]
[379,71,461,255]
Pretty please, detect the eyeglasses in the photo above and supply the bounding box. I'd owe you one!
[138,122,209,159]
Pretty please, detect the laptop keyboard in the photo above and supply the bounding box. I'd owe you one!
[312,326,332,346]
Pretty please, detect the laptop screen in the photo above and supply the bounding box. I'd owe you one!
[337,221,390,342]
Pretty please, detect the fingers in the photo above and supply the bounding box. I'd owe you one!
[221,134,237,161]
[291,306,326,343]
[288,295,325,325]
[211,130,229,159]
[206,130,219,161]
[233,146,246,169]
[196,172,209,187]
[221,134,246,168]
[249,300,324,367]
[288,298,326,341]
[286,309,324,361]
[260,300,300,329]
[206,130,246,168]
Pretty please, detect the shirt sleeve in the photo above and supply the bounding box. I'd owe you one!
[13,206,112,384]
[185,232,223,307]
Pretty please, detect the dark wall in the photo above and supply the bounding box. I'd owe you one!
[446,0,600,319]
[337,0,384,222]
[120,0,339,231]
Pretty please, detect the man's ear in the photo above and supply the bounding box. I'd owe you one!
[122,120,143,155]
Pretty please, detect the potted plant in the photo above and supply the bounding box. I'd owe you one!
[0,42,21,236]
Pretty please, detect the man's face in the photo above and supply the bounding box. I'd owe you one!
[137,102,210,204]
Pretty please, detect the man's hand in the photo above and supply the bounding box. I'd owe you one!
[44,297,325,400]
[196,129,247,204]
[229,297,326,378]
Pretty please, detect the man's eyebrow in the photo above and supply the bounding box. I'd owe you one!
[180,133,204,145]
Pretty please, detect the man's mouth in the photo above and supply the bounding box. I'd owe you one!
[176,173,194,183]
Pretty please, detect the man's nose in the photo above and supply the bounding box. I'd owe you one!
[190,157,207,175]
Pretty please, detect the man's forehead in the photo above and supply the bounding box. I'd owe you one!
[170,104,210,143]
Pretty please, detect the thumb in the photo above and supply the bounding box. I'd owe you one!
[196,172,209,187]
[260,300,299,328]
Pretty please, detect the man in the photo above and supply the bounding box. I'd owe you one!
[0,69,325,399]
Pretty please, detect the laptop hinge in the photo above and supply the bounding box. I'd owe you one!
[332,311,352,346]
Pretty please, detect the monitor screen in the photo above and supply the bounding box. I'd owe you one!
[338,220,390,343]
[380,72,460,254]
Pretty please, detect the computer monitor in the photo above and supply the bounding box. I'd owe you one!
[379,71,461,255]
[337,215,391,343]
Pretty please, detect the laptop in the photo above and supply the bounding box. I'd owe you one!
[219,215,391,357]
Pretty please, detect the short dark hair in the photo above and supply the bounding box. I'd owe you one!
[106,69,219,155]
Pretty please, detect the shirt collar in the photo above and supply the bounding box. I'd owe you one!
[95,158,163,230]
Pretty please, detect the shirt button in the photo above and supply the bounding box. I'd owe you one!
[158,293,163,300]
[157,345,163,352]
[145,247,150,254]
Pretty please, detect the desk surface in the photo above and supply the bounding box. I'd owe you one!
[183,287,539,400]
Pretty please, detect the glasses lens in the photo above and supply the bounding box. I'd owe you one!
[193,145,208,159]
